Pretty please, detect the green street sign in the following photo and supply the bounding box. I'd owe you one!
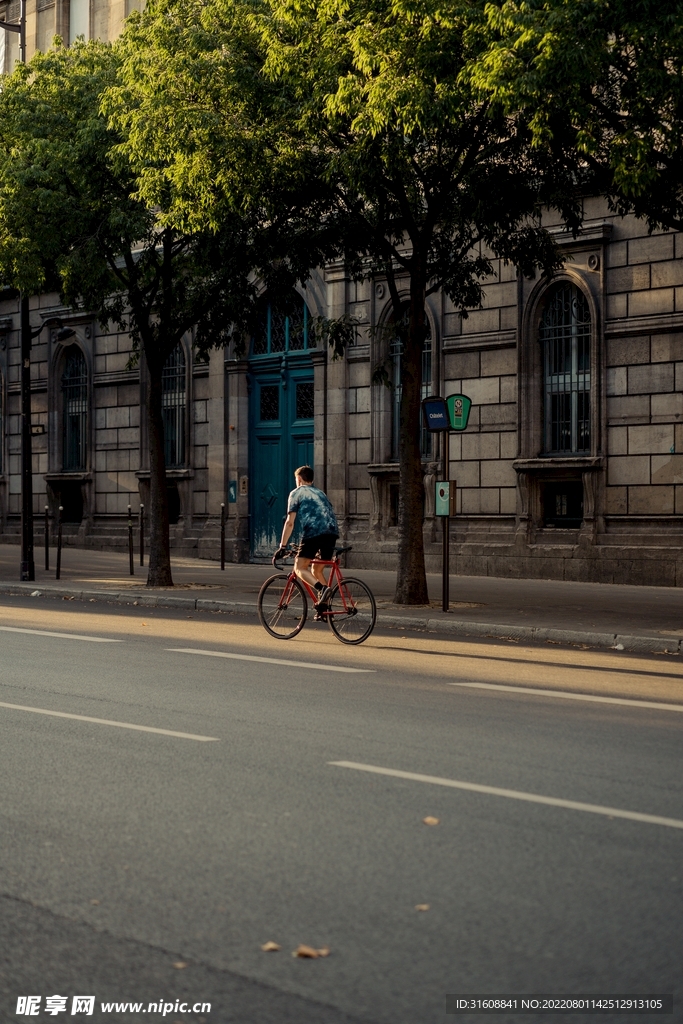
[446,394,472,431]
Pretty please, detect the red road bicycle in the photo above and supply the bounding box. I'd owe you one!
[257,544,376,645]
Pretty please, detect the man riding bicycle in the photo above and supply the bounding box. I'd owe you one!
[274,466,339,619]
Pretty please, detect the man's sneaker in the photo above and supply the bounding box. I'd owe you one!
[317,586,332,606]
[314,588,332,621]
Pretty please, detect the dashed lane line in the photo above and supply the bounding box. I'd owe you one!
[168,648,374,673]
[329,761,683,831]
[0,625,122,642]
[0,701,219,741]
[450,681,683,712]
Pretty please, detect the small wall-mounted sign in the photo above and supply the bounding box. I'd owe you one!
[421,396,450,432]
[30,423,46,436]
[446,394,472,432]
[228,480,237,503]
[239,475,248,496]
[435,480,457,517]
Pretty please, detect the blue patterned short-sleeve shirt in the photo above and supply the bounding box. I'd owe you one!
[287,485,339,539]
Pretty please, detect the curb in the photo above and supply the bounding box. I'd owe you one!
[0,581,679,656]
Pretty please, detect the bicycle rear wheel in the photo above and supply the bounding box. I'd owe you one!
[258,574,307,639]
[327,578,376,645]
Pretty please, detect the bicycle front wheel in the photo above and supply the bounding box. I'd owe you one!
[258,574,307,639]
[327,578,376,645]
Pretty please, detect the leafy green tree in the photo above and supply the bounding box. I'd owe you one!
[0,38,317,586]
[109,0,579,604]
[472,0,683,230]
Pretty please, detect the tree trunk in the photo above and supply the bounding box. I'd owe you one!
[393,267,429,605]
[146,357,173,587]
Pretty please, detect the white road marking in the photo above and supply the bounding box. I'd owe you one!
[168,648,374,673]
[329,761,683,831]
[450,681,683,713]
[0,701,218,742]
[0,626,121,643]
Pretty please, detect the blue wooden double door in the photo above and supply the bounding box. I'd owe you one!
[250,361,315,559]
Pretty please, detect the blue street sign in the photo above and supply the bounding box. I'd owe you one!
[422,396,450,432]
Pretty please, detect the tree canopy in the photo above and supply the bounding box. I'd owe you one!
[471,0,683,230]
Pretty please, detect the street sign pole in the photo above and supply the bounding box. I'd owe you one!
[442,429,449,613]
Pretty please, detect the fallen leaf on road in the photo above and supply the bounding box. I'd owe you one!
[261,941,281,952]
[415,904,430,912]
[89,899,100,905]
[317,947,331,957]
[422,816,440,826]
[293,944,330,958]
[172,962,187,970]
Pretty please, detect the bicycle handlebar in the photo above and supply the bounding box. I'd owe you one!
[272,548,296,569]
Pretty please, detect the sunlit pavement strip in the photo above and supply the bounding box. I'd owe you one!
[0,626,121,642]
[168,648,374,673]
[0,701,218,741]
[450,681,683,712]
[329,761,683,831]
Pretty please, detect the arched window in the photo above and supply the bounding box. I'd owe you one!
[62,348,87,471]
[162,344,186,468]
[389,310,433,461]
[252,292,313,355]
[540,283,591,454]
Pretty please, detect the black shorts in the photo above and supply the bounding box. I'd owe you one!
[298,534,338,560]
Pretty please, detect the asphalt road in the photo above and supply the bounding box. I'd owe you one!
[0,596,681,1024]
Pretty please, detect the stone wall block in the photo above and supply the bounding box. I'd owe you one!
[606,294,627,319]
[606,264,650,293]
[348,412,370,439]
[606,336,650,367]
[462,433,500,460]
[627,363,673,395]
[651,334,683,363]
[628,424,673,454]
[651,393,683,423]
[479,404,516,430]
[628,233,675,263]
[481,347,516,377]
[105,406,130,430]
[607,395,650,425]
[499,487,516,514]
[651,260,683,289]
[444,350,480,378]
[455,461,481,488]
[499,432,518,459]
[480,460,516,487]
[628,484,674,514]
[461,308,500,334]
[629,288,675,317]
[480,488,500,513]
[605,240,627,268]
[608,455,649,485]
[604,486,627,513]
[651,454,683,485]
[355,438,371,464]
[608,426,627,455]
[462,376,500,405]
[606,367,627,396]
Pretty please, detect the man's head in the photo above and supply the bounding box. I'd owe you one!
[295,465,314,486]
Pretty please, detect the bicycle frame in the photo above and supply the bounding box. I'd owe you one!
[275,554,351,616]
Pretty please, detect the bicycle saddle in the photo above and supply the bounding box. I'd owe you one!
[335,545,352,555]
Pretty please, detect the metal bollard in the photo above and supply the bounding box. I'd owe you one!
[55,506,63,580]
[44,505,50,572]
[139,503,144,566]
[128,504,134,576]
[220,502,225,570]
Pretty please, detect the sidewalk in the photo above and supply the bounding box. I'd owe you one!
[0,544,682,654]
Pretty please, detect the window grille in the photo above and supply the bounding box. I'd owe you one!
[541,284,591,454]
[62,348,87,471]
[390,313,433,461]
[252,294,313,355]
[260,385,279,421]
[162,344,186,468]
[295,381,314,420]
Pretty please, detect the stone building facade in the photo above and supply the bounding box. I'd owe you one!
[1,201,683,586]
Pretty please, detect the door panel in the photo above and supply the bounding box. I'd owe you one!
[250,362,314,560]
